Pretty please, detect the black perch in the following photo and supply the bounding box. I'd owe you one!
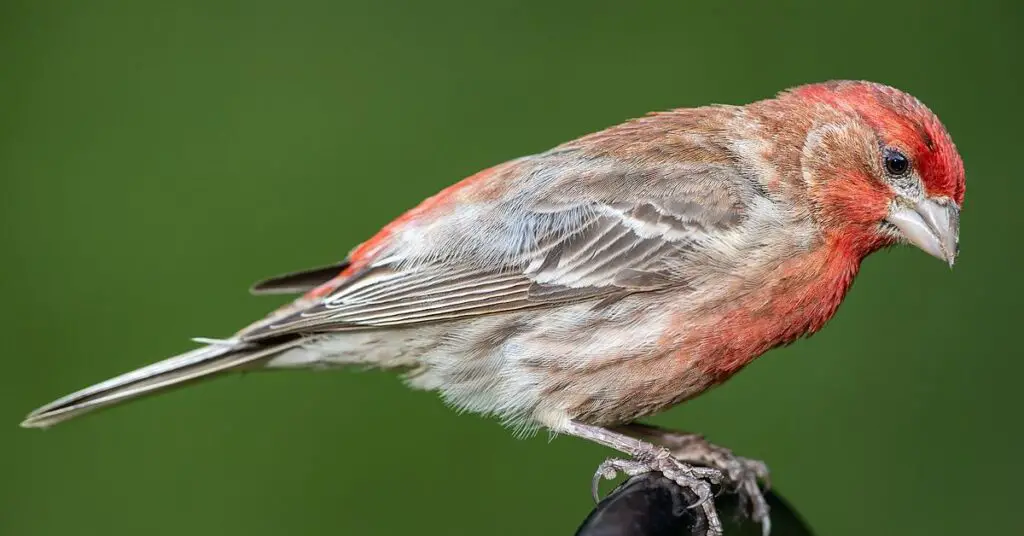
[576,473,814,536]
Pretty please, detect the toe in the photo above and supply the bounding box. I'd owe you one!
[699,493,724,536]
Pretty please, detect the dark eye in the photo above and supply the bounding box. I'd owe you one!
[883,148,910,176]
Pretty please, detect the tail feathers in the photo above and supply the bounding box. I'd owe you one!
[21,339,296,429]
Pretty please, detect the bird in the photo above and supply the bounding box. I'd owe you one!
[21,80,964,536]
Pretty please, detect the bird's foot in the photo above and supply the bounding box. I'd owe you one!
[616,423,772,536]
[592,447,726,536]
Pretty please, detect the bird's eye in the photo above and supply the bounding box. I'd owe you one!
[883,148,910,176]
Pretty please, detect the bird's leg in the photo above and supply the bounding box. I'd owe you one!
[562,420,727,536]
[612,422,771,536]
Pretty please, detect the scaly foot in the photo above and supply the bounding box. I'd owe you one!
[592,448,727,535]
[564,421,733,536]
[615,422,772,536]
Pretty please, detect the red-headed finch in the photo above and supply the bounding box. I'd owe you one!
[22,80,964,535]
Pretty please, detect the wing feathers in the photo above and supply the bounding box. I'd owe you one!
[249,261,349,295]
[240,158,749,339]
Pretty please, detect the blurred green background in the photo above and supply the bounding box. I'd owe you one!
[2,1,1021,535]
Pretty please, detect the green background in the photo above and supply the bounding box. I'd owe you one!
[2,1,1021,535]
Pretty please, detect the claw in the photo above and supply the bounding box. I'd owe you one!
[736,478,772,536]
[591,465,605,502]
[590,458,642,503]
[685,482,713,510]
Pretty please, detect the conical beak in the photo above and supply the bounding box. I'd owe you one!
[885,198,960,267]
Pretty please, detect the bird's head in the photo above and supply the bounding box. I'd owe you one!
[782,81,965,266]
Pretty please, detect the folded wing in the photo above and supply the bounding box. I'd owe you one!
[240,153,751,340]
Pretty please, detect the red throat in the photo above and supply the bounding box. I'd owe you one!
[681,241,863,380]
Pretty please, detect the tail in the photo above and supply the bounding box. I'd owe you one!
[20,338,298,429]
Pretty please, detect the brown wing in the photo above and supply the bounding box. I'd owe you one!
[238,152,751,340]
[241,211,740,340]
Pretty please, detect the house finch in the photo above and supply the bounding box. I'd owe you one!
[22,80,964,536]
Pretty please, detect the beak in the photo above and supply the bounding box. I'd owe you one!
[885,198,960,267]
